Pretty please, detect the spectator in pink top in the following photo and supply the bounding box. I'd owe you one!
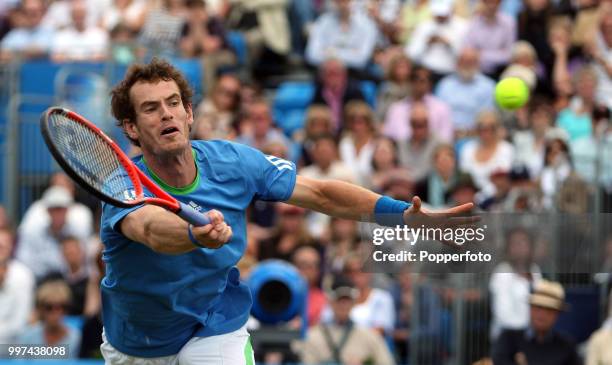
[383,65,454,143]
[292,246,327,326]
[463,0,516,76]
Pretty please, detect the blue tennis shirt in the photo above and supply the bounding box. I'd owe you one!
[99,140,297,357]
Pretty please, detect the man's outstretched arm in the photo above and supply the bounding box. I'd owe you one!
[286,175,381,221]
[286,175,475,226]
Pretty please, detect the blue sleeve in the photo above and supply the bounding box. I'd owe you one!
[234,143,297,201]
[102,202,143,233]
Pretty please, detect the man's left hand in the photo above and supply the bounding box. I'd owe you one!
[402,196,479,246]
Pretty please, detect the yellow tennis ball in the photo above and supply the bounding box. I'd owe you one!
[495,77,529,110]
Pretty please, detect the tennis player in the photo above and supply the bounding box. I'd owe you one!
[99,59,474,364]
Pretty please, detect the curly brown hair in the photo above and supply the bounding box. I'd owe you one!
[110,58,193,146]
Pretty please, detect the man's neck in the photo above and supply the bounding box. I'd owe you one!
[142,147,196,188]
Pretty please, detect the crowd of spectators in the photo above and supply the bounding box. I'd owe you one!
[1,0,612,364]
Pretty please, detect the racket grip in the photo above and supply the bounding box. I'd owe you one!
[177,202,211,226]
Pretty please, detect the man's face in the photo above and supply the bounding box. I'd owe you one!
[332,297,354,322]
[334,0,352,16]
[410,104,429,142]
[126,80,193,157]
[313,139,336,169]
[249,102,272,138]
[62,239,82,269]
[411,70,431,98]
[214,77,240,111]
[530,305,559,333]
[507,231,532,263]
[482,0,501,16]
[434,148,455,176]
[22,0,45,29]
[576,74,597,101]
[71,1,87,31]
[40,300,68,328]
[48,207,68,233]
[293,249,321,286]
[457,49,479,81]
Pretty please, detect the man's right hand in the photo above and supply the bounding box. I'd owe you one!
[191,210,233,249]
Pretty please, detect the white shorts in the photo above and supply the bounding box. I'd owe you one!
[100,324,255,365]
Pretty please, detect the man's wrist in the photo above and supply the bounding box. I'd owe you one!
[374,195,412,227]
[188,224,205,248]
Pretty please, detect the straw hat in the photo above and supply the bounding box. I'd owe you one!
[529,279,568,311]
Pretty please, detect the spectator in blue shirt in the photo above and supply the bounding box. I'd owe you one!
[435,48,496,136]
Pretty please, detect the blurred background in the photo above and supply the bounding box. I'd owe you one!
[0,0,611,364]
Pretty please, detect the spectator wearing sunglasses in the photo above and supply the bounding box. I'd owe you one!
[398,101,442,182]
[459,110,514,200]
[19,280,81,358]
[383,66,453,144]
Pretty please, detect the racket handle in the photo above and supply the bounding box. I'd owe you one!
[177,201,211,226]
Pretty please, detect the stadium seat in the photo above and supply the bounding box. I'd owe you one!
[273,82,315,136]
[227,31,248,66]
[170,58,204,99]
[360,80,378,109]
[272,80,378,136]
[64,315,85,331]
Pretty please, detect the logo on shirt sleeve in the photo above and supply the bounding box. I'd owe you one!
[264,155,294,171]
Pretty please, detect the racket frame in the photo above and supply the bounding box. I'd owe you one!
[40,107,181,212]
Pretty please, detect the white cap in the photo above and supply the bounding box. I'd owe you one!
[42,186,73,208]
[545,127,570,143]
[430,0,454,16]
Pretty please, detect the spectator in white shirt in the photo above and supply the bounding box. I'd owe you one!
[339,100,378,186]
[0,227,35,344]
[459,110,515,199]
[405,0,468,79]
[343,254,395,335]
[489,227,542,341]
[0,0,53,60]
[50,0,109,62]
[16,186,91,280]
[19,173,94,247]
[42,0,106,31]
[306,0,379,70]
[100,0,147,32]
[584,9,612,110]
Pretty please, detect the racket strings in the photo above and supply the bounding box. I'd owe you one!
[48,114,135,201]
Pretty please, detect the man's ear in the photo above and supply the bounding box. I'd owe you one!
[186,103,194,127]
[124,119,139,141]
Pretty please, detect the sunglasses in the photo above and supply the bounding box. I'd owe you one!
[350,114,370,121]
[42,302,69,312]
[478,125,497,131]
[218,88,239,98]
[410,118,428,128]
[296,261,318,269]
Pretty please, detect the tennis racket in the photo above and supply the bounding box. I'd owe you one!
[40,107,211,226]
